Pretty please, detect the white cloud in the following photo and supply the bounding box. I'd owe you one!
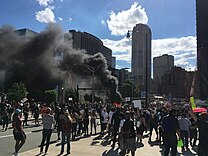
[48,5,55,10]
[107,2,148,36]
[101,20,106,26]
[36,8,55,23]
[36,0,53,6]
[102,36,197,71]
[58,17,63,21]
[67,18,73,22]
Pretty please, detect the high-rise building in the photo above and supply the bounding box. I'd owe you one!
[153,54,174,85]
[15,28,38,39]
[160,66,194,98]
[131,24,151,93]
[111,57,116,68]
[196,0,208,100]
[66,30,112,67]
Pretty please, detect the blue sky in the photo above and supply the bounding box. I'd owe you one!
[0,0,197,71]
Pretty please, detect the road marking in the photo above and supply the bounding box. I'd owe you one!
[0,132,32,139]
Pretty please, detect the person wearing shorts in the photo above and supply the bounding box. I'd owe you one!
[12,109,26,156]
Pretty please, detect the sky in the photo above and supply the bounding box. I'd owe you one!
[0,0,197,71]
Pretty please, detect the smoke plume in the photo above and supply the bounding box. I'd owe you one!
[0,24,121,102]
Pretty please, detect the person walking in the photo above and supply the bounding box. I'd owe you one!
[12,109,26,156]
[77,112,83,136]
[108,108,115,137]
[121,111,136,156]
[178,113,191,151]
[2,106,9,131]
[71,111,78,140]
[149,111,159,142]
[161,110,180,156]
[189,117,197,147]
[23,104,29,127]
[111,108,121,147]
[39,107,55,155]
[90,109,97,135]
[100,108,108,135]
[83,108,89,136]
[34,103,40,125]
[189,107,208,156]
[135,113,146,143]
[60,111,72,155]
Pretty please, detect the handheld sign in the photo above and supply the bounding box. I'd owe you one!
[190,96,196,110]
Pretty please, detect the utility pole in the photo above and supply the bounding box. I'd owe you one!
[82,64,102,104]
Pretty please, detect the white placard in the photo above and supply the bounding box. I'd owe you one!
[125,97,130,102]
[133,100,141,109]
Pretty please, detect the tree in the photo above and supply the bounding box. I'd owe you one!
[44,90,57,104]
[7,82,28,102]
[120,80,137,99]
[64,88,78,103]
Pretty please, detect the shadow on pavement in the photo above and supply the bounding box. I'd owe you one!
[148,140,161,147]
[102,148,119,156]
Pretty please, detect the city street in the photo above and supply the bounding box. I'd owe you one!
[0,119,198,156]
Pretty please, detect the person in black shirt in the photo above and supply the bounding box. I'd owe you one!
[111,108,121,147]
[161,109,180,156]
[189,109,208,156]
[149,112,159,141]
[121,111,136,156]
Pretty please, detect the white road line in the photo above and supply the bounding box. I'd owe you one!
[0,132,32,139]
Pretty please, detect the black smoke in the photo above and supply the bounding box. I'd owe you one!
[0,24,121,102]
[0,24,63,100]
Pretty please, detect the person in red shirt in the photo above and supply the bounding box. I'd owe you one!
[12,109,26,156]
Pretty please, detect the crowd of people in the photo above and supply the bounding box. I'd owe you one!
[0,100,208,156]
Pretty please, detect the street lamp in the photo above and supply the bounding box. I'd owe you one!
[61,87,64,104]
[82,64,102,104]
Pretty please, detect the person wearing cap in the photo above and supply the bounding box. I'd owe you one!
[189,106,208,156]
[39,107,55,155]
[12,109,26,156]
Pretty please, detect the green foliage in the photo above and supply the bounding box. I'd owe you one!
[120,80,137,99]
[65,88,78,102]
[7,82,28,102]
[84,93,103,103]
[44,90,57,104]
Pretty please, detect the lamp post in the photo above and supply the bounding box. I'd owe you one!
[82,64,102,104]
[61,87,64,104]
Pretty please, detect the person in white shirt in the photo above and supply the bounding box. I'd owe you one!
[178,113,191,151]
[40,107,55,155]
[100,108,108,135]
[108,108,115,136]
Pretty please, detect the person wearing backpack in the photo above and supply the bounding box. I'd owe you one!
[161,109,180,156]
[121,111,136,156]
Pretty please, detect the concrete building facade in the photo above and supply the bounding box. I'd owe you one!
[131,24,151,93]
[153,54,174,85]
[67,30,112,67]
[196,0,208,100]
[111,57,116,68]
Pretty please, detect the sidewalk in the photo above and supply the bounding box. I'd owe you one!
[20,133,197,156]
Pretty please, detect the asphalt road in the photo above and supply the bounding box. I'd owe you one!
[0,120,59,156]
